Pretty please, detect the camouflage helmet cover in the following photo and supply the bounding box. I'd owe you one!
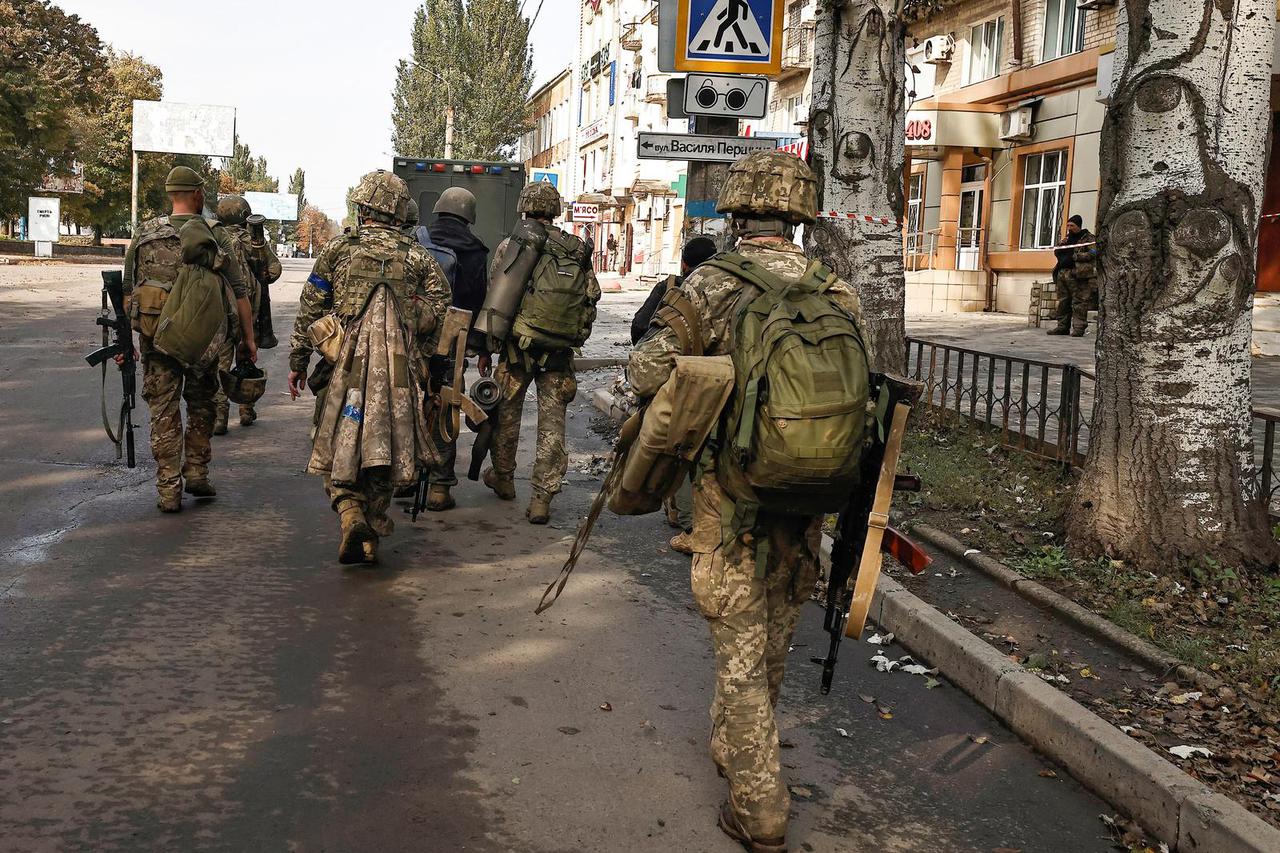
[219,362,267,405]
[349,169,411,222]
[517,181,562,218]
[405,198,419,226]
[216,195,251,226]
[716,149,818,225]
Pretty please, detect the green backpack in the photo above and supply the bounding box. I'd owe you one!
[510,229,595,349]
[706,252,871,519]
[153,217,235,368]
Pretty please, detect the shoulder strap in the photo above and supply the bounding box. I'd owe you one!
[701,253,790,295]
[652,286,704,356]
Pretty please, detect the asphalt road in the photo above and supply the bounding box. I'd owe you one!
[0,258,1117,852]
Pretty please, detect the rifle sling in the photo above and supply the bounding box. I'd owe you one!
[535,450,625,614]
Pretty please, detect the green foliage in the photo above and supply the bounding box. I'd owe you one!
[62,50,168,237]
[0,0,106,219]
[1017,545,1071,580]
[391,0,533,160]
[221,135,278,194]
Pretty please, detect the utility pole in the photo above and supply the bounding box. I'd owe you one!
[445,105,455,159]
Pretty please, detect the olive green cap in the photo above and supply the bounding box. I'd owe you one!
[165,166,204,192]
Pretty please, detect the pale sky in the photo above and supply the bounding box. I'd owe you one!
[59,0,576,221]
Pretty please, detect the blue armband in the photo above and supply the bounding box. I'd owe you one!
[307,272,333,293]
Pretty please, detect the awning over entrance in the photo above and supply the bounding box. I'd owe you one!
[905,107,1003,153]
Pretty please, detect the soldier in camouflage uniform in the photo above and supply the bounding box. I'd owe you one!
[482,182,601,524]
[629,151,867,852]
[123,166,258,512]
[287,170,451,563]
[213,195,282,430]
[1048,215,1098,337]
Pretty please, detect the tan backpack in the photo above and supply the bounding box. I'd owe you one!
[608,355,734,515]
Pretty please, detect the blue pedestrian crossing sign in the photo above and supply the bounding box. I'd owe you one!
[530,168,561,189]
[675,0,783,75]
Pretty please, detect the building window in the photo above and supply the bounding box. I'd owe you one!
[1042,0,1085,62]
[1020,150,1068,249]
[966,18,1003,84]
[906,171,925,256]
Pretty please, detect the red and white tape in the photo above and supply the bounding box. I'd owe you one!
[815,211,903,225]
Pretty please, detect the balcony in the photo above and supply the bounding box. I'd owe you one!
[620,23,643,51]
[644,74,670,104]
[622,90,641,121]
[780,23,816,77]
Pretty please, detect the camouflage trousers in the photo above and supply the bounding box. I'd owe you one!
[690,475,821,840]
[490,359,577,498]
[139,338,217,498]
[1053,270,1097,333]
[326,467,393,534]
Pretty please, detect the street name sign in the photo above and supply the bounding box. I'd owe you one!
[684,72,769,118]
[673,0,784,75]
[637,132,777,163]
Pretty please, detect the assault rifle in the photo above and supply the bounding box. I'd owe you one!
[815,374,928,694]
[84,270,137,467]
[246,215,278,349]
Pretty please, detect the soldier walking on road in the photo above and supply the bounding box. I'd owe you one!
[213,195,282,430]
[419,187,491,511]
[123,166,258,512]
[286,170,451,564]
[1048,214,1097,337]
[629,151,870,852]
[481,182,600,525]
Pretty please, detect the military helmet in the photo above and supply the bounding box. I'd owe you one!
[349,169,411,224]
[219,361,267,405]
[405,198,419,226]
[716,150,818,225]
[435,186,477,224]
[216,195,251,226]
[517,181,562,219]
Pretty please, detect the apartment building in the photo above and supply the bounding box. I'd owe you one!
[520,67,575,200]
[901,0,1120,314]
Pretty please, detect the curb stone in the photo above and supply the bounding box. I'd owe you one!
[591,387,1278,849]
[906,522,1216,690]
[858,564,1280,852]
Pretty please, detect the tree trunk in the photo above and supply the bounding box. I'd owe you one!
[805,0,907,373]
[1068,0,1278,569]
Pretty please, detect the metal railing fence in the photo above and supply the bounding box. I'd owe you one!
[906,337,1278,517]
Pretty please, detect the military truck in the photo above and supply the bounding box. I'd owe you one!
[393,158,525,252]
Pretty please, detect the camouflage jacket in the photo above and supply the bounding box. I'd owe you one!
[628,238,866,399]
[224,224,282,286]
[123,214,251,300]
[289,223,452,373]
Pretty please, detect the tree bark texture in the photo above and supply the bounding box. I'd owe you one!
[1069,0,1277,569]
[806,0,907,373]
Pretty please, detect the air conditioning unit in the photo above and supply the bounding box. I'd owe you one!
[922,35,955,65]
[1000,106,1034,142]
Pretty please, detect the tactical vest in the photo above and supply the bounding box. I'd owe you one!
[131,218,184,339]
[332,231,418,319]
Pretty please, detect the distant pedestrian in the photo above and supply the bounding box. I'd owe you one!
[607,232,618,271]
[1048,214,1097,337]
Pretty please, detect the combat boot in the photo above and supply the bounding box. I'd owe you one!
[670,531,693,555]
[526,493,551,525]
[718,802,787,853]
[483,467,516,501]
[239,404,256,427]
[1070,325,1088,337]
[213,403,229,435]
[1046,326,1070,336]
[362,537,379,564]
[184,478,217,498]
[369,510,394,537]
[337,500,375,565]
[426,485,456,511]
[157,490,182,513]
